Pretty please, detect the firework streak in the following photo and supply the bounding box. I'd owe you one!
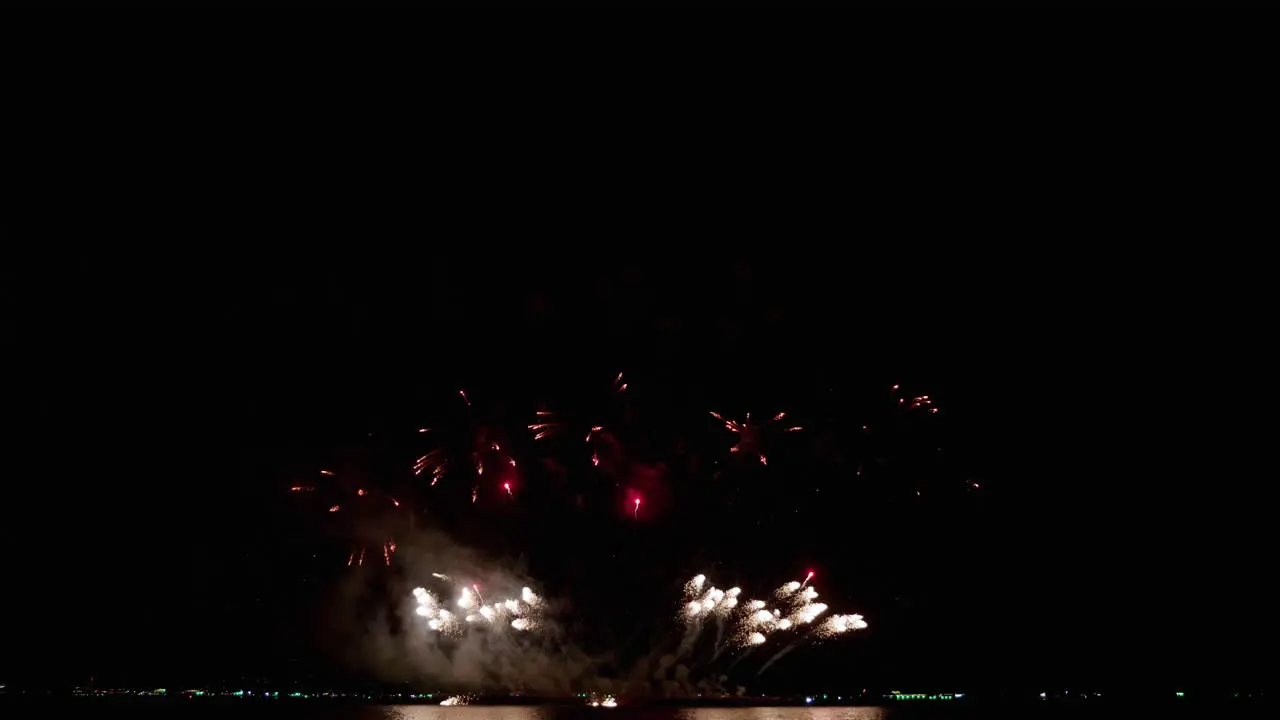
[677,571,867,676]
[412,579,544,636]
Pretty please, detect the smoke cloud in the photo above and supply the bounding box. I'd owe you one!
[319,526,749,698]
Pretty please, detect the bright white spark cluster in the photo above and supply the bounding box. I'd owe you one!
[680,571,867,651]
[681,574,738,622]
[413,577,543,635]
[795,603,828,625]
[818,613,868,638]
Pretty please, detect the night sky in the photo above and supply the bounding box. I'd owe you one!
[3,198,1271,695]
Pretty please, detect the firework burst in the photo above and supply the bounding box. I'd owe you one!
[675,570,867,681]
[413,577,546,637]
[294,466,403,567]
[413,388,518,504]
[531,372,629,464]
[709,410,802,466]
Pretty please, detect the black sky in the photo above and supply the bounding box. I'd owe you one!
[3,141,1273,695]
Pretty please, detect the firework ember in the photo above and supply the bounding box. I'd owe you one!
[415,578,545,638]
[709,409,801,465]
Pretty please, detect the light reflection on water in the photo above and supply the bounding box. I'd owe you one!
[676,709,890,720]
[377,708,890,720]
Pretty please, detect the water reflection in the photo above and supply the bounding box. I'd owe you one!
[381,709,558,720]
[676,709,889,720]
[377,707,889,720]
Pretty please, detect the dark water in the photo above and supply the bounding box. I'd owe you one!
[2,704,1272,720]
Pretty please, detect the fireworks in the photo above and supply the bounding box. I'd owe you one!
[684,574,707,598]
[676,569,866,668]
[818,613,868,638]
[297,467,403,567]
[414,578,544,637]
[413,389,517,505]
[709,410,802,465]
[530,373,628,469]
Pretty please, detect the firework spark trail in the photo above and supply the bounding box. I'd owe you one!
[755,634,807,677]
[415,579,543,637]
[709,410,802,464]
[531,373,626,464]
[678,573,724,659]
[725,645,759,671]
[414,390,517,497]
[757,612,867,677]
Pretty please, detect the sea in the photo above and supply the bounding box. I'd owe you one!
[0,703,1273,720]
